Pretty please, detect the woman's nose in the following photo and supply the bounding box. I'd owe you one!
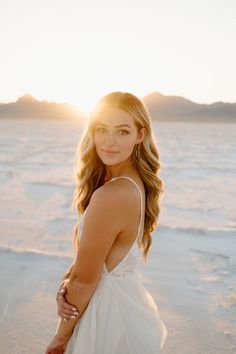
[104,132,117,143]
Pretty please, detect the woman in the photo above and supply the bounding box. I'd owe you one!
[45,91,168,354]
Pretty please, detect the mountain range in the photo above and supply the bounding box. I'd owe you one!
[0,93,235,121]
[0,94,82,120]
[143,92,236,122]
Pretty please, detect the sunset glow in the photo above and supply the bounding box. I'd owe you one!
[1,0,236,115]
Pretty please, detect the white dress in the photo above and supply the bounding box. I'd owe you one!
[65,176,168,354]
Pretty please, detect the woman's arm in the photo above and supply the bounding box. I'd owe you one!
[56,263,73,299]
[56,262,81,322]
[63,262,74,280]
[53,186,126,339]
[55,276,101,339]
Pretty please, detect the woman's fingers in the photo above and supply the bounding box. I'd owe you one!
[56,282,79,320]
[61,298,78,314]
[56,287,66,301]
[58,297,79,319]
[59,306,78,317]
[61,307,78,316]
[59,312,78,321]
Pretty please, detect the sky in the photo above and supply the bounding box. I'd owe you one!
[0,0,236,114]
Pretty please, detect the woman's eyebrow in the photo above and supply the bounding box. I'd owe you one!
[96,123,132,128]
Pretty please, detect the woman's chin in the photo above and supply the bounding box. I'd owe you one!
[99,154,120,164]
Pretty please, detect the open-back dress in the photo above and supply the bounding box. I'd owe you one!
[65,176,168,354]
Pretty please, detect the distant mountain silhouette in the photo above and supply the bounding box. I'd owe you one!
[143,92,236,121]
[0,92,235,121]
[0,94,83,120]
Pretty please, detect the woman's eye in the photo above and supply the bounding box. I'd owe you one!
[118,130,129,135]
[95,128,105,133]
[95,128,129,135]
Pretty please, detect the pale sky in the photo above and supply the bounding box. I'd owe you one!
[0,0,235,114]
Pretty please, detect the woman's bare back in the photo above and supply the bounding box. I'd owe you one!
[102,175,145,273]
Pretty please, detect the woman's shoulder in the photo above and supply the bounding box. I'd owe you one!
[82,182,129,229]
[104,175,144,196]
[92,177,138,206]
[92,179,130,205]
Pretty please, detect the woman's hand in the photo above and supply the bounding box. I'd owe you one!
[45,334,70,354]
[56,281,79,321]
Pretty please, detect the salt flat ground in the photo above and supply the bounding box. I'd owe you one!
[0,118,235,354]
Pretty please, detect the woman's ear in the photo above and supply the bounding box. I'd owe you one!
[137,127,147,143]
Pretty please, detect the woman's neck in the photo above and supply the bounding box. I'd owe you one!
[104,160,136,182]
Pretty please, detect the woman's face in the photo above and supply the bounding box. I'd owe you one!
[93,106,143,166]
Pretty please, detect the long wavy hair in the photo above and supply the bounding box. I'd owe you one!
[71,91,164,262]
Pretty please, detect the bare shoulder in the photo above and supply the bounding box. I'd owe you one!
[85,179,138,225]
[90,180,135,218]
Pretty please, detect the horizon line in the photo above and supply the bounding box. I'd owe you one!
[0,92,236,107]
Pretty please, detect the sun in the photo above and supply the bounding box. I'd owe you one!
[69,91,109,117]
[71,96,97,117]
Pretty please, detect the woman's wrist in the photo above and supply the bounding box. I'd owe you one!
[54,332,71,341]
[55,319,73,340]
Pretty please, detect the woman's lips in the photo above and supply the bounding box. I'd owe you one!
[102,150,119,154]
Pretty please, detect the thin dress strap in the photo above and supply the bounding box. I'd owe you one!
[107,176,143,241]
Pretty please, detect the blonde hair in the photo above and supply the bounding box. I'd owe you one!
[71,91,164,261]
